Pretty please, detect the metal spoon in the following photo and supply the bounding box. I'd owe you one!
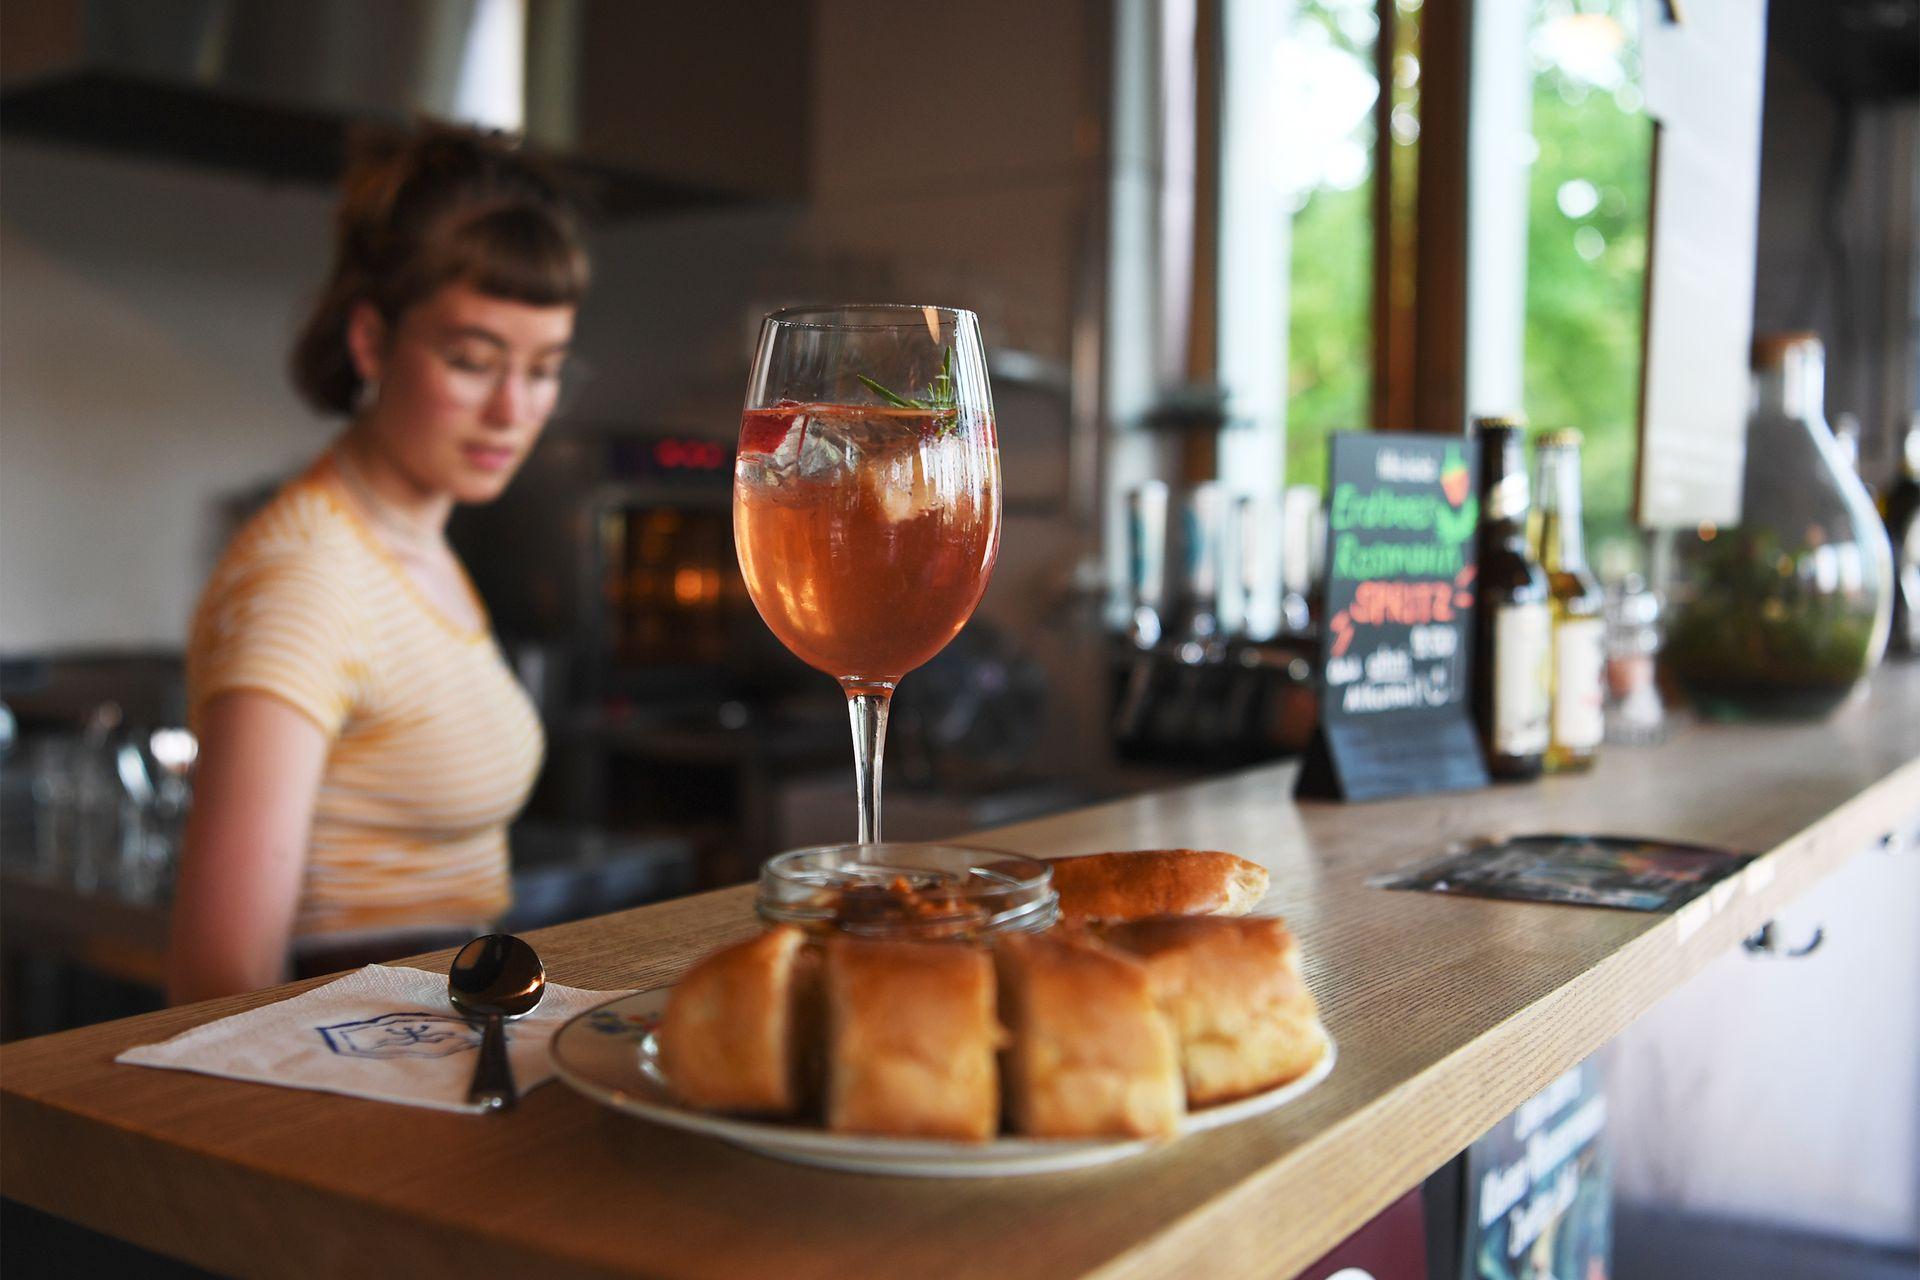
[448,934,546,1112]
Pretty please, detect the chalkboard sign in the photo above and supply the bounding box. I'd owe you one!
[1296,433,1489,801]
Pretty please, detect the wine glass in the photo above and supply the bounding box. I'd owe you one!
[734,305,1002,843]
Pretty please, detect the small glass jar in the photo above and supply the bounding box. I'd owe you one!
[756,842,1058,941]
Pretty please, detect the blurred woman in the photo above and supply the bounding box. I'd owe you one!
[167,124,589,1002]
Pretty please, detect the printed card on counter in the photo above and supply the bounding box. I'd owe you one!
[1371,834,1753,912]
[1296,432,1490,801]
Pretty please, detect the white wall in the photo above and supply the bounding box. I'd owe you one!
[0,141,336,652]
[804,0,1090,363]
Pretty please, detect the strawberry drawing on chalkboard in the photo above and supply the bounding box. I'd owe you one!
[1435,493,1479,547]
[1441,446,1471,507]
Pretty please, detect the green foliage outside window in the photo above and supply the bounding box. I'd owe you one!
[1283,0,1378,492]
[1288,182,1374,489]
[1520,1,1651,554]
[1281,0,1652,562]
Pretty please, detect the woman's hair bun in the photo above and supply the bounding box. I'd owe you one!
[291,120,592,417]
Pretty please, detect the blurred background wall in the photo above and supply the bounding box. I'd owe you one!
[0,0,1104,659]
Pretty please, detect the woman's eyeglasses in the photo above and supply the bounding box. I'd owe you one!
[410,331,589,417]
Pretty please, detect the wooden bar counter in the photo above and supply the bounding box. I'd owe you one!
[5,665,1918,1279]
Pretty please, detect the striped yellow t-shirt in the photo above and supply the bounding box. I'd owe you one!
[186,456,544,940]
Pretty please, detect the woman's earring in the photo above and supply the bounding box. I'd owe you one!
[357,376,381,413]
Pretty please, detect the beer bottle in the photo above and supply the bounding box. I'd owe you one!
[1530,430,1606,770]
[1470,418,1550,780]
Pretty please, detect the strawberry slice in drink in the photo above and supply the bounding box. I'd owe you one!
[740,401,807,455]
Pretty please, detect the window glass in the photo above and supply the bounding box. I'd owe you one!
[1280,0,1381,489]
[1521,0,1652,551]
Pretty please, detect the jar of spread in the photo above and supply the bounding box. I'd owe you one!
[756,843,1058,941]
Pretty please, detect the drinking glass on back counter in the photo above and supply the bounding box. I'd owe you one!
[733,305,1003,844]
[16,707,193,901]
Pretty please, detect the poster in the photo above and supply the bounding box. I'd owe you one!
[1461,1060,1612,1280]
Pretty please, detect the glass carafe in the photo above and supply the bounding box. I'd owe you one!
[1663,333,1894,719]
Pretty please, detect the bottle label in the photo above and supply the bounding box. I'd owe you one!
[1487,472,1530,521]
[1494,603,1551,756]
[1553,617,1607,750]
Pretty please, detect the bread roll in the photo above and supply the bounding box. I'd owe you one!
[824,937,1001,1141]
[659,925,814,1114]
[1102,916,1327,1106]
[993,930,1184,1139]
[1048,849,1269,925]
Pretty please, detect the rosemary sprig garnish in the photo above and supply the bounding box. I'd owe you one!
[856,375,920,408]
[857,345,957,412]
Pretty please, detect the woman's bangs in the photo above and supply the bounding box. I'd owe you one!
[448,204,590,308]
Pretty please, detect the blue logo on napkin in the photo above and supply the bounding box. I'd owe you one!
[318,1012,483,1059]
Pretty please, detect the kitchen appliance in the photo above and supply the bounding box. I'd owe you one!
[450,427,817,713]
[0,0,810,212]
[449,428,843,876]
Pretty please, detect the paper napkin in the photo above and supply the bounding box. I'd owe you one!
[116,963,627,1114]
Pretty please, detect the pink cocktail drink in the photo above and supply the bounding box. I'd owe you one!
[734,401,1001,688]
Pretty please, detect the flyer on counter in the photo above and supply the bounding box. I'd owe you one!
[1371,834,1752,912]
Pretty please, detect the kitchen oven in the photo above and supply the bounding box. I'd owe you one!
[449,430,841,880]
[452,428,819,709]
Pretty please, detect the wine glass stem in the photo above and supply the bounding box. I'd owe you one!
[844,686,894,844]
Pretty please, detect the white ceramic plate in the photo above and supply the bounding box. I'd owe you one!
[550,987,1336,1178]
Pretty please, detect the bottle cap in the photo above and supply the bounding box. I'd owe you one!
[1471,414,1526,433]
[1751,331,1822,369]
[1535,427,1584,449]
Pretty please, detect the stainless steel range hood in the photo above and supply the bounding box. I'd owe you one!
[0,0,811,214]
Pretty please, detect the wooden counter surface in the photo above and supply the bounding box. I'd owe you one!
[4,667,1918,1279]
